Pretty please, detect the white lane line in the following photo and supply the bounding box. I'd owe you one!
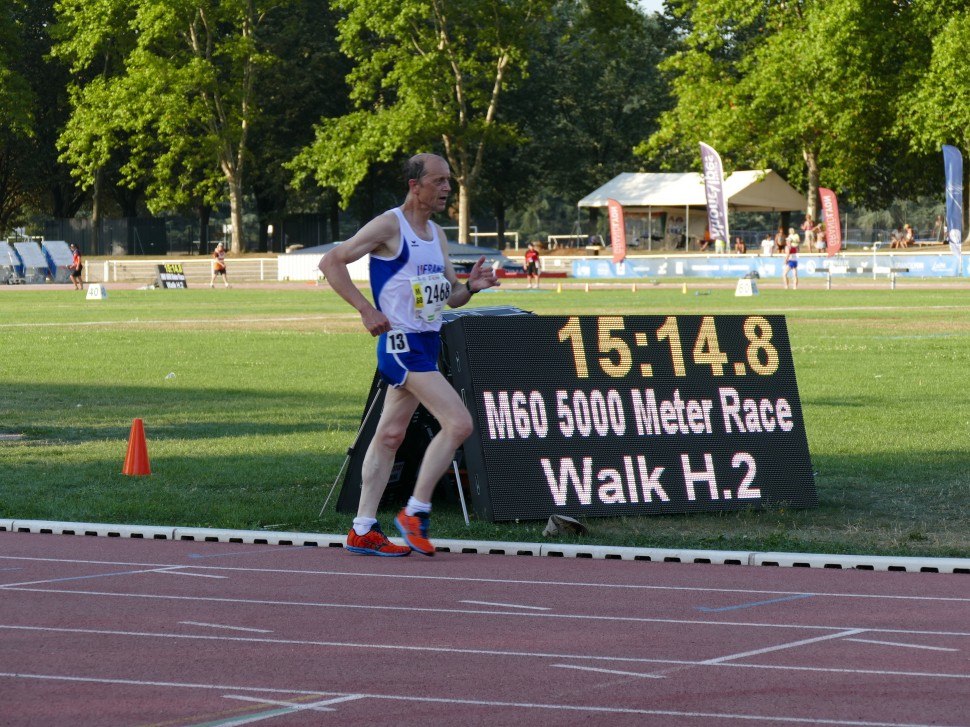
[845,638,959,652]
[150,569,227,579]
[211,693,366,724]
[460,600,550,611]
[0,566,188,588]
[0,671,956,726]
[2,624,968,681]
[551,664,664,679]
[703,629,866,665]
[180,622,273,634]
[6,587,970,639]
[4,555,970,604]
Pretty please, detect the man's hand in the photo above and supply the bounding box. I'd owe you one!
[360,307,391,336]
[467,256,500,293]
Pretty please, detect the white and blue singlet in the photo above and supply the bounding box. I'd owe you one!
[370,207,452,387]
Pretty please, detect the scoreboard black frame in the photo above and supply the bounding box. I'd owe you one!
[156,263,188,289]
[442,314,816,522]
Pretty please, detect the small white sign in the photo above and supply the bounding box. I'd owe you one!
[734,278,759,297]
[86,284,107,300]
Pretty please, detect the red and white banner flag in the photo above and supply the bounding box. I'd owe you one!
[607,198,627,263]
[818,187,842,257]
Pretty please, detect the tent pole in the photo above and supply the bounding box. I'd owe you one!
[685,205,690,251]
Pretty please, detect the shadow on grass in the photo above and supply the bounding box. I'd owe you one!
[0,381,372,443]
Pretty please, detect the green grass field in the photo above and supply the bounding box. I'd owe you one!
[2,281,969,557]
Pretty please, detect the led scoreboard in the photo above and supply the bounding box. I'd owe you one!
[156,263,188,289]
[442,315,816,522]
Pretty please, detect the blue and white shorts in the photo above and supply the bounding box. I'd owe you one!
[376,330,441,388]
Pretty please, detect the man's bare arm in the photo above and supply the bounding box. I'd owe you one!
[319,213,399,336]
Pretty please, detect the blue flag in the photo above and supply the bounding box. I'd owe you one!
[943,144,963,263]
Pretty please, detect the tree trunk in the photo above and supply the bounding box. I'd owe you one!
[198,205,211,254]
[228,174,245,254]
[91,168,103,255]
[803,148,820,220]
[329,194,340,244]
[495,201,506,250]
[458,182,471,244]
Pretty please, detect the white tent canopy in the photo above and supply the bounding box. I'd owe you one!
[577,170,805,213]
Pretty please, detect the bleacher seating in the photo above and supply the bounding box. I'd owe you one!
[12,241,51,283]
[42,240,74,283]
[1,242,24,284]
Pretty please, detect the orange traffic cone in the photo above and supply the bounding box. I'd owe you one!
[122,418,152,476]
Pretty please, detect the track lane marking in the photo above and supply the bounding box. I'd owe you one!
[460,600,550,611]
[702,629,865,664]
[697,593,815,612]
[551,664,664,679]
[3,556,969,604]
[845,638,959,652]
[180,622,273,634]
[4,587,970,638]
[0,671,957,726]
[1,625,967,681]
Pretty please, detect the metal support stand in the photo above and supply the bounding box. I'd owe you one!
[451,459,470,526]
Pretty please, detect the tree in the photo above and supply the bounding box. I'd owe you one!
[896,4,970,232]
[0,0,39,231]
[290,0,554,243]
[56,0,286,253]
[638,0,915,217]
[247,0,350,251]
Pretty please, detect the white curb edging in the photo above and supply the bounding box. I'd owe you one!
[4,519,969,574]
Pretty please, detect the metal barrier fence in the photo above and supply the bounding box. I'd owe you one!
[88,258,278,285]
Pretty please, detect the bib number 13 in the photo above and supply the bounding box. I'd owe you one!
[386,331,410,353]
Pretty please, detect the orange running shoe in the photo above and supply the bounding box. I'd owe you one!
[345,524,410,557]
[394,509,435,556]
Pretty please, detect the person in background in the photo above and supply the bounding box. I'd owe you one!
[733,236,746,254]
[699,226,713,252]
[774,226,787,254]
[760,233,775,256]
[69,244,83,290]
[210,242,230,288]
[524,241,541,289]
[901,223,915,248]
[783,227,800,290]
[801,214,816,250]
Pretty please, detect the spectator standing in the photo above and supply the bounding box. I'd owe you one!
[801,214,816,250]
[524,242,541,289]
[69,244,83,290]
[733,236,746,254]
[210,243,230,288]
[774,226,787,254]
[783,227,799,290]
[760,233,775,256]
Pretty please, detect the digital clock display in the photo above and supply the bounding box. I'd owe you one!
[156,263,187,289]
[442,315,816,522]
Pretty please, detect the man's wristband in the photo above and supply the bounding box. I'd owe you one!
[465,280,476,296]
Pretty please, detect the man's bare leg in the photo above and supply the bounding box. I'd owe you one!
[393,370,473,555]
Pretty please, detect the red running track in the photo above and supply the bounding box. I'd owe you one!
[1,531,968,727]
